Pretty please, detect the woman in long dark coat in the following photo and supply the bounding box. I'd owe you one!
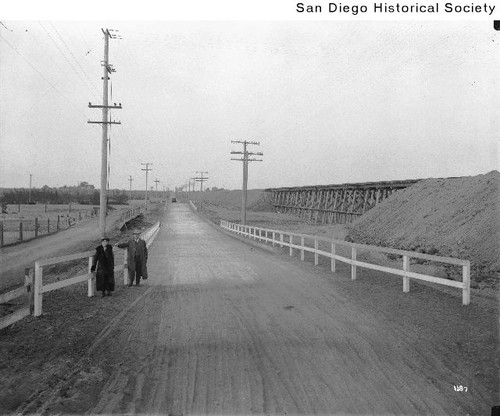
[91,237,115,297]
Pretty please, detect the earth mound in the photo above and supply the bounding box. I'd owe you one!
[346,171,500,286]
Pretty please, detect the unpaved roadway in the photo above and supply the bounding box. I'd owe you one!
[18,203,494,415]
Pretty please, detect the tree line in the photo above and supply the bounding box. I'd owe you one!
[0,186,129,206]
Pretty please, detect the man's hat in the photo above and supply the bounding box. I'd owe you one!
[101,236,110,242]
[132,230,141,235]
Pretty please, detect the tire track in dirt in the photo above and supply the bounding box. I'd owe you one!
[15,286,154,415]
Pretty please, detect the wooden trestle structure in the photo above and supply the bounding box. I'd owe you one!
[265,179,421,224]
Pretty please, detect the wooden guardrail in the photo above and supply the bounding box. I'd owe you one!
[0,269,34,330]
[33,221,161,317]
[117,207,142,224]
[220,220,471,305]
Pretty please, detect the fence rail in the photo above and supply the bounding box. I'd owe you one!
[0,269,34,330]
[0,220,162,327]
[33,221,161,317]
[0,210,98,247]
[220,220,471,305]
[117,207,142,227]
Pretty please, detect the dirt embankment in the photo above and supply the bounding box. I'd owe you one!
[346,171,500,287]
[195,172,499,290]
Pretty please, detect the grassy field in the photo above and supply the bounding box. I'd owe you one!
[0,202,143,246]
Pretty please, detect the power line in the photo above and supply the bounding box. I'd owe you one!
[47,21,101,97]
[38,22,100,100]
[0,34,88,117]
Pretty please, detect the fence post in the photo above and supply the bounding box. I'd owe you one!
[34,218,38,238]
[462,263,470,305]
[351,247,357,280]
[57,216,60,231]
[314,238,319,266]
[280,233,283,248]
[331,242,336,273]
[403,255,410,292]
[289,235,293,256]
[25,268,34,314]
[123,249,129,285]
[272,231,275,246]
[34,261,43,317]
[88,256,95,297]
[0,221,3,247]
[19,222,23,241]
[47,218,50,234]
[300,236,305,261]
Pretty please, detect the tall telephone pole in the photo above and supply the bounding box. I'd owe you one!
[128,175,133,200]
[154,178,160,199]
[190,177,197,192]
[141,163,153,210]
[194,171,209,192]
[231,140,263,225]
[29,174,32,203]
[88,28,122,237]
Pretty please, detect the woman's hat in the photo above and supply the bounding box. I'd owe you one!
[101,236,110,242]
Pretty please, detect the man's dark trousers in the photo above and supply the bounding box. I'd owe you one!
[132,258,143,285]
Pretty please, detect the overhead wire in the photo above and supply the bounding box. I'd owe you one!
[0,25,132,188]
[38,21,100,101]
[48,21,101,98]
[0,33,89,118]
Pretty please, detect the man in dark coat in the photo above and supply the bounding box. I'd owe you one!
[91,237,115,297]
[118,229,148,286]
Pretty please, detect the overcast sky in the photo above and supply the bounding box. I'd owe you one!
[1,18,498,191]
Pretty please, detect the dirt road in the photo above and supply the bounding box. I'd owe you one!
[17,203,496,415]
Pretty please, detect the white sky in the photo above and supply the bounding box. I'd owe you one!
[1,3,499,191]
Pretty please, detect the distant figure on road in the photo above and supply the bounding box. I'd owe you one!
[91,237,115,297]
[118,229,148,286]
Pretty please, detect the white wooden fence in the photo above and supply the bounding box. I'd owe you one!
[33,221,161,317]
[220,220,471,305]
[0,269,34,330]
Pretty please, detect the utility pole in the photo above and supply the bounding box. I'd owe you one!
[128,175,133,200]
[141,163,153,210]
[88,28,122,237]
[154,178,160,199]
[231,140,263,225]
[192,172,208,209]
[194,171,208,192]
[190,177,197,192]
[29,174,32,203]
